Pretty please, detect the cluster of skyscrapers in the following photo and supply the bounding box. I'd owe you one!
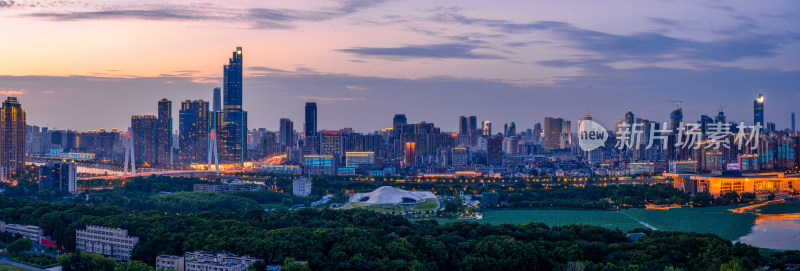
[5,45,800,180]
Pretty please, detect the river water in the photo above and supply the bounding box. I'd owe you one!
[737,213,800,250]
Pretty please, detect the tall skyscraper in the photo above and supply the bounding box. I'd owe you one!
[156,99,172,165]
[533,123,542,145]
[486,136,503,165]
[482,121,492,137]
[131,115,157,165]
[404,142,416,165]
[468,116,477,132]
[543,117,562,151]
[754,93,764,128]
[220,47,247,162]
[792,112,796,132]
[667,107,683,160]
[0,97,26,175]
[392,114,407,137]
[179,100,209,163]
[458,116,468,135]
[304,102,317,137]
[212,87,221,112]
[279,118,294,148]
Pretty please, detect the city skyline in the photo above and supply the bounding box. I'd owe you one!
[1,0,799,132]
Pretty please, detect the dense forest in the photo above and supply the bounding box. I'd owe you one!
[1,194,798,270]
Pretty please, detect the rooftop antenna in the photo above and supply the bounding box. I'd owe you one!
[718,105,727,112]
[666,100,682,109]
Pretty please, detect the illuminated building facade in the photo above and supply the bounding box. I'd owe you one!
[304,155,334,175]
[754,93,764,130]
[321,130,342,164]
[404,142,416,165]
[669,172,797,197]
[345,151,375,167]
[131,115,157,165]
[0,97,25,175]
[219,47,247,162]
[543,117,561,151]
[179,100,209,163]
[157,98,172,165]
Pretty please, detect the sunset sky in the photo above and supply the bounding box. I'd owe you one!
[1,0,798,132]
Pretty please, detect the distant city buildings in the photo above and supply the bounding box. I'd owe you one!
[76,225,139,261]
[754,93,764,130]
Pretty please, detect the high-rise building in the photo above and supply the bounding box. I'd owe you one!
[533,123,542,145]
[0,97,25,175]
[468,116,477,132]
[220,47,247,162]
[667,108,683,160]
[404,142,416,165]
[482,121,492,137]
[38,162,76,193]
[131,115,157,165]
[304,102,317,137]
[792,112,796,132]
[486,136,503,165]
[543,117,562,151]
[754,93,764,128]
[179,100,209,163]
[458,116,468,135]
[321,130,342,164]
[560,120,572,149]
[157,99,172,165]
[212,87,221,112]
[393,114,407,129]
[279,118,294,148]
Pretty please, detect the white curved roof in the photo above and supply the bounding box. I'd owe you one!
[349,186,436,205]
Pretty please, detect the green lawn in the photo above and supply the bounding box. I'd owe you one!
[0,264,30,271]
[622,206,757,240]
[474,209,643,231]
[451,206,758,240]
[758,202,800,214]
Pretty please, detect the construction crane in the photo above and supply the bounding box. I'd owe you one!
[666,100,682,108]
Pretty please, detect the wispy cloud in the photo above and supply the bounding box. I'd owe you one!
[337,43,502,60]
[21,0,392,29]
[300,95,365,101]
[434,10,800,64]
[0,88,28,96]
[345,85,367,91]
[0,1,14,8]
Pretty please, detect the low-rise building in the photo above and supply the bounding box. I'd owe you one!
[292,177,312,196]
[184,251,259,271]
[0,222,46,243]
[193,181,261,193]
[156,255,185,271]
[76,225,139,261]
